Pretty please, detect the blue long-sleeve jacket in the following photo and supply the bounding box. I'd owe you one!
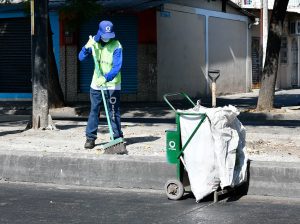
[78,44,123,82]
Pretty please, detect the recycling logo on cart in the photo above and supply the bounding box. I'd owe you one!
[168,141,176,150]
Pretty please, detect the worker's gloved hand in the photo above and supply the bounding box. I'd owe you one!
[85,35,96,49]
[95,76,107,87]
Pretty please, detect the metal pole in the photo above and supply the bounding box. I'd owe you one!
[30,0,34,35]
[262,0,268,67]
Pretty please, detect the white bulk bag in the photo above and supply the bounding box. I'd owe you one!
[179,105,248,202]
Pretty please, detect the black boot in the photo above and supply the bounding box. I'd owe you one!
[84,139,95,149]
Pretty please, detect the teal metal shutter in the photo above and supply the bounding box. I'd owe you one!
[79,15,138,93]
[0,17,31,93]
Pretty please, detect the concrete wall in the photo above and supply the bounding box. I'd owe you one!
[278,37,291,89]
[157,8,207,99]
[59,46,80,102]
[208,17,248,94]
[120,44,157,102]
[136,44,157,101]
[157,3,251,99]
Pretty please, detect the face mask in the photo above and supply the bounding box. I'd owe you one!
[101,37,110,43]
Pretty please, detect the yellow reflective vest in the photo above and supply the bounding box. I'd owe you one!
[91,39,122,88]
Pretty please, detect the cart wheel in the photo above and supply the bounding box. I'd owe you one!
[164,179,184,200]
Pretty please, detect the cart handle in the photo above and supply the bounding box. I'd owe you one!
[163,92,196,112]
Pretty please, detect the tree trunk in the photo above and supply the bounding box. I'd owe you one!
[47,17,65,108]
[256,0,289,111]
[32,0,49,129]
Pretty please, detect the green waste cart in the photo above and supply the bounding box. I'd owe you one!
[163,92,207,200]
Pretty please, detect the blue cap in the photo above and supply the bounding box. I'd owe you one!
[94,20,115,42]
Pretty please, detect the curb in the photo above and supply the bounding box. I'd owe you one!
[248,161,300,198]
[0,151,176,190]
[0,151,299,198]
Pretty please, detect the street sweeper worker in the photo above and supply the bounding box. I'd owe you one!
[78,20,123,149]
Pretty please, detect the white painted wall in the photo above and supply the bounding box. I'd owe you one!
[157,7,206,99]
[208,17,248,94]
[157,3,251,99]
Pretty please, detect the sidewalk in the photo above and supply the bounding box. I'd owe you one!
[0,89,299,198]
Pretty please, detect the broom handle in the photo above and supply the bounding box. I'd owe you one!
[100,88,115,141]
[91,44,114,140]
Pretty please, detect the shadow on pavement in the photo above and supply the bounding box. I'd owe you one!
[55,124,86,130]
[125,136,160,146]
[0,129,25,137]
[241,119,300,127]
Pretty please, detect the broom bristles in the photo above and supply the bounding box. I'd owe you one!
[103,142,127,155]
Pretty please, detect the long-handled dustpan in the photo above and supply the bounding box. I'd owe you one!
[90,39,127,154]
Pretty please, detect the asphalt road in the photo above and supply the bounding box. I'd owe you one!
[0,182,299,224]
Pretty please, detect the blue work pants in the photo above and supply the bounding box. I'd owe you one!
[86,88,123,140]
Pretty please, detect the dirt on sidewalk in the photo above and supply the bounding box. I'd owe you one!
[0,117,299,162]
[0,119,168,156]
